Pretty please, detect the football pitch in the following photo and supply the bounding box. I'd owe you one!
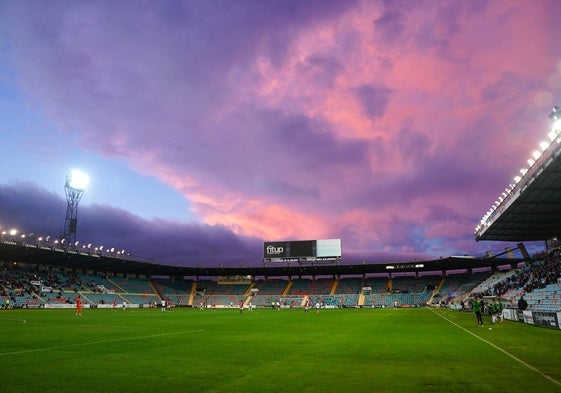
[1,307,559,393]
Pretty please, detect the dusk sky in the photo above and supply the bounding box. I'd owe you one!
[1,0,560,267]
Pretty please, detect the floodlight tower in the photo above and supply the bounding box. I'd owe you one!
[62,170,89,246]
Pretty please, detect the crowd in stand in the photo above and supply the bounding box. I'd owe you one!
[0,265,84,304]
[523,252,561,292]
[0,266,36,296]
[485,250,561,297]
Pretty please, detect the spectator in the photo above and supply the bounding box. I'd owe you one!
[518,295,528,311]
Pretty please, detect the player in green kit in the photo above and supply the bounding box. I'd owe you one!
[488,301,496,324]
[494,300,504,323]
[472,297,483,327]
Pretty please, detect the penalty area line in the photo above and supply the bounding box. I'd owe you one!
[0,329,204,357]
[429,308,561,388]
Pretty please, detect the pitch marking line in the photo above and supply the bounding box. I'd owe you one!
[0,318,27,324]
[0,330,204,357]
[429,308,561,387]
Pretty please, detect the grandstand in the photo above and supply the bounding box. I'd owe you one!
[1,253,560,316]
[1,236,537,310]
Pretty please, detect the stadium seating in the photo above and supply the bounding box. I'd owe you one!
[363,276,389,293]
[151,278,195,306]
[109,276,155,294]
[334,277,362,294]
[252,279,289,295]
[515,282,561,312]
[1,259,560,312]
[288,278,335,296]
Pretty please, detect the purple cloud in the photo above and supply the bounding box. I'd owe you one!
[1,0,560,267]
[0,182,262,266]
[354,84,394,120]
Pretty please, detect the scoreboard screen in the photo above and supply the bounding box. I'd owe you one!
[263,239,341,262]
[316,239,342,257]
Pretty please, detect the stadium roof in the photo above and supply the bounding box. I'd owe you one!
[475,137,561,242]
[0,241,524,278]
[476,105,561,243]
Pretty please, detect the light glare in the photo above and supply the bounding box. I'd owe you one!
[553,118,561,132]
[67,170,90,190]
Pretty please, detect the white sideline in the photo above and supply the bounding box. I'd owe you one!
[429,308,561,388]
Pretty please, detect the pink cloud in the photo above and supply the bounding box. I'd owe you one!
[1,0,560,263]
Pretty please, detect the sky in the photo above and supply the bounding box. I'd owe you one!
[0,0,560,267]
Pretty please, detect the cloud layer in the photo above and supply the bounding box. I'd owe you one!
[1,1,560,266]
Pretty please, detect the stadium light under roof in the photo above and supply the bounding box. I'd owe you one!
[475,105,561,238]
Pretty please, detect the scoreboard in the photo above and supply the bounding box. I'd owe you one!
[263,239,341,264]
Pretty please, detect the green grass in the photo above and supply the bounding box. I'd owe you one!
[0,307,559,393]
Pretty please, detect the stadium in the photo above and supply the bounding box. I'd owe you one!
[1,111,561,392]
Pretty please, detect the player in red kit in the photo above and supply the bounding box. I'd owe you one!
[75,295,83,316]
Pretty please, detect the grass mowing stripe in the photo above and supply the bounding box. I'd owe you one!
[429,307,561,388]
[0,330,203,356]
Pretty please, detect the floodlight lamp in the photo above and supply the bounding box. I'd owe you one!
[549,105,560,120]
[527,158,535,166]
[9,229,17,236]
[540,141,549,152]
[532,151,541,160]
[514,175,521,183]
[66,170,90,190]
